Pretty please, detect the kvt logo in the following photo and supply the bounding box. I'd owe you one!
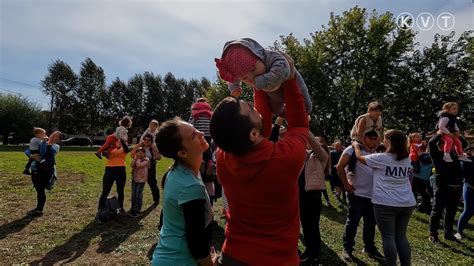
[396,12,455,31]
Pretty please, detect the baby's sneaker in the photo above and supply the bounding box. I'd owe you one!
[94,152,102,159]
[102,151,110,159]
[443,153,453,162]
[458,154,472,162]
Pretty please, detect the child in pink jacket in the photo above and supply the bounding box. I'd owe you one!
[130,147,150,217]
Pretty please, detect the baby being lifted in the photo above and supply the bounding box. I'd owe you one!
[215,38,312,137]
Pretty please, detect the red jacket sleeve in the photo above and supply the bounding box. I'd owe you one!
[283,78,309,130]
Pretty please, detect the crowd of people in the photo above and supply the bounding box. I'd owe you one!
[21,38,473,266]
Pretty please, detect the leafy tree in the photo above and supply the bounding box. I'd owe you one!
[277,6,416,140]
[75,58,107,142]
[107,77,128,120]
[143,72,165,123]
[124,74,146,136]
[0,94,42,145]
[41,60,78,132]
[386,30,473,134]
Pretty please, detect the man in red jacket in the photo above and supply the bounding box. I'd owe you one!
[210,77,309,265]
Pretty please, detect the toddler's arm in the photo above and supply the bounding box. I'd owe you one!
[255,52,295,91]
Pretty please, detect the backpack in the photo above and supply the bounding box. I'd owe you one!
[98,196,120,222]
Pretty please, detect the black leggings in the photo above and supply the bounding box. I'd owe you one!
[147,162,160,203]
[98,166,126,210]
[31,169,53,211]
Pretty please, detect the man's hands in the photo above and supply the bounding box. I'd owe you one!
[343,182,355,194]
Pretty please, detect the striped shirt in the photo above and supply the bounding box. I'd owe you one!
[189,115,211,137]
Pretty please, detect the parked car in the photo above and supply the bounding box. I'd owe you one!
[61,137,92,146]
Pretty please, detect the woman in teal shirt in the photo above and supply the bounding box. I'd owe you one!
[153,117,215,266]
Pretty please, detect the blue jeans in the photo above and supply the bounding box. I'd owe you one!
[457,183,474,234]
[374,204,414,266]
[343,194,376,252]
[131,180,145,212]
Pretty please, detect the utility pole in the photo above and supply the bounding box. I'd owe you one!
[49,94,54,133]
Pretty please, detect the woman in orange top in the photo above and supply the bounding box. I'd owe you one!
[96,138,130,217]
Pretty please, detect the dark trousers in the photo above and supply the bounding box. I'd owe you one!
[147,163,160,203]
[343,194,376,252]
[374,204,414,266]
[98,167,126,210]
[299,189,322,257]
[412,177,432,212]
[429,183,462,237]
[31,169,52,211]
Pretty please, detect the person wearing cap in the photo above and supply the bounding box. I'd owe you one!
[215,37,312,138]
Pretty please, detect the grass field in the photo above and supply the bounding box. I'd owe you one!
[0,151,473,265]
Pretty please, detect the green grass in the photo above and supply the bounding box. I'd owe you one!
[0,151,473,264]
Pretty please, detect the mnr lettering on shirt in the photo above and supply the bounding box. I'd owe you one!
[385,166,412,178]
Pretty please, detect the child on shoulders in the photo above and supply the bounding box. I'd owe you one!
[347,101,384,174]
[95,116,132,159]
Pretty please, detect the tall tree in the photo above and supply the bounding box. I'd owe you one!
[108,77,128,120]
[124,74,146,135]
[41,60,78,132]
[143,72,165,123]
[75,58,107,142]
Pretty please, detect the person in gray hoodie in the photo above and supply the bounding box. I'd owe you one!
[215,37,312,138]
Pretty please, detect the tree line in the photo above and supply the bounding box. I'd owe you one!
[1,6,472,145]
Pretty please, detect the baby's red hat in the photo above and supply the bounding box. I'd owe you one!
[215,45,258,83]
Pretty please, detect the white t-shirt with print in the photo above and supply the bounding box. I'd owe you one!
[342,146,374,199]
[365,153,416,207]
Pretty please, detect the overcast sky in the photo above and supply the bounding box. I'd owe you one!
[1,0,472,109]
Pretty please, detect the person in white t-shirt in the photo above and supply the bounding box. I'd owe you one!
[353,129,416,266]
[336,130,384,261]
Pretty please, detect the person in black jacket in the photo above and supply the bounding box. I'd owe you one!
[428,134,464,243]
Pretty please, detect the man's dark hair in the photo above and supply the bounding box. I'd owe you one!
[156,117,183,162]
[210,97,255,156]
[364,130,379,138]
